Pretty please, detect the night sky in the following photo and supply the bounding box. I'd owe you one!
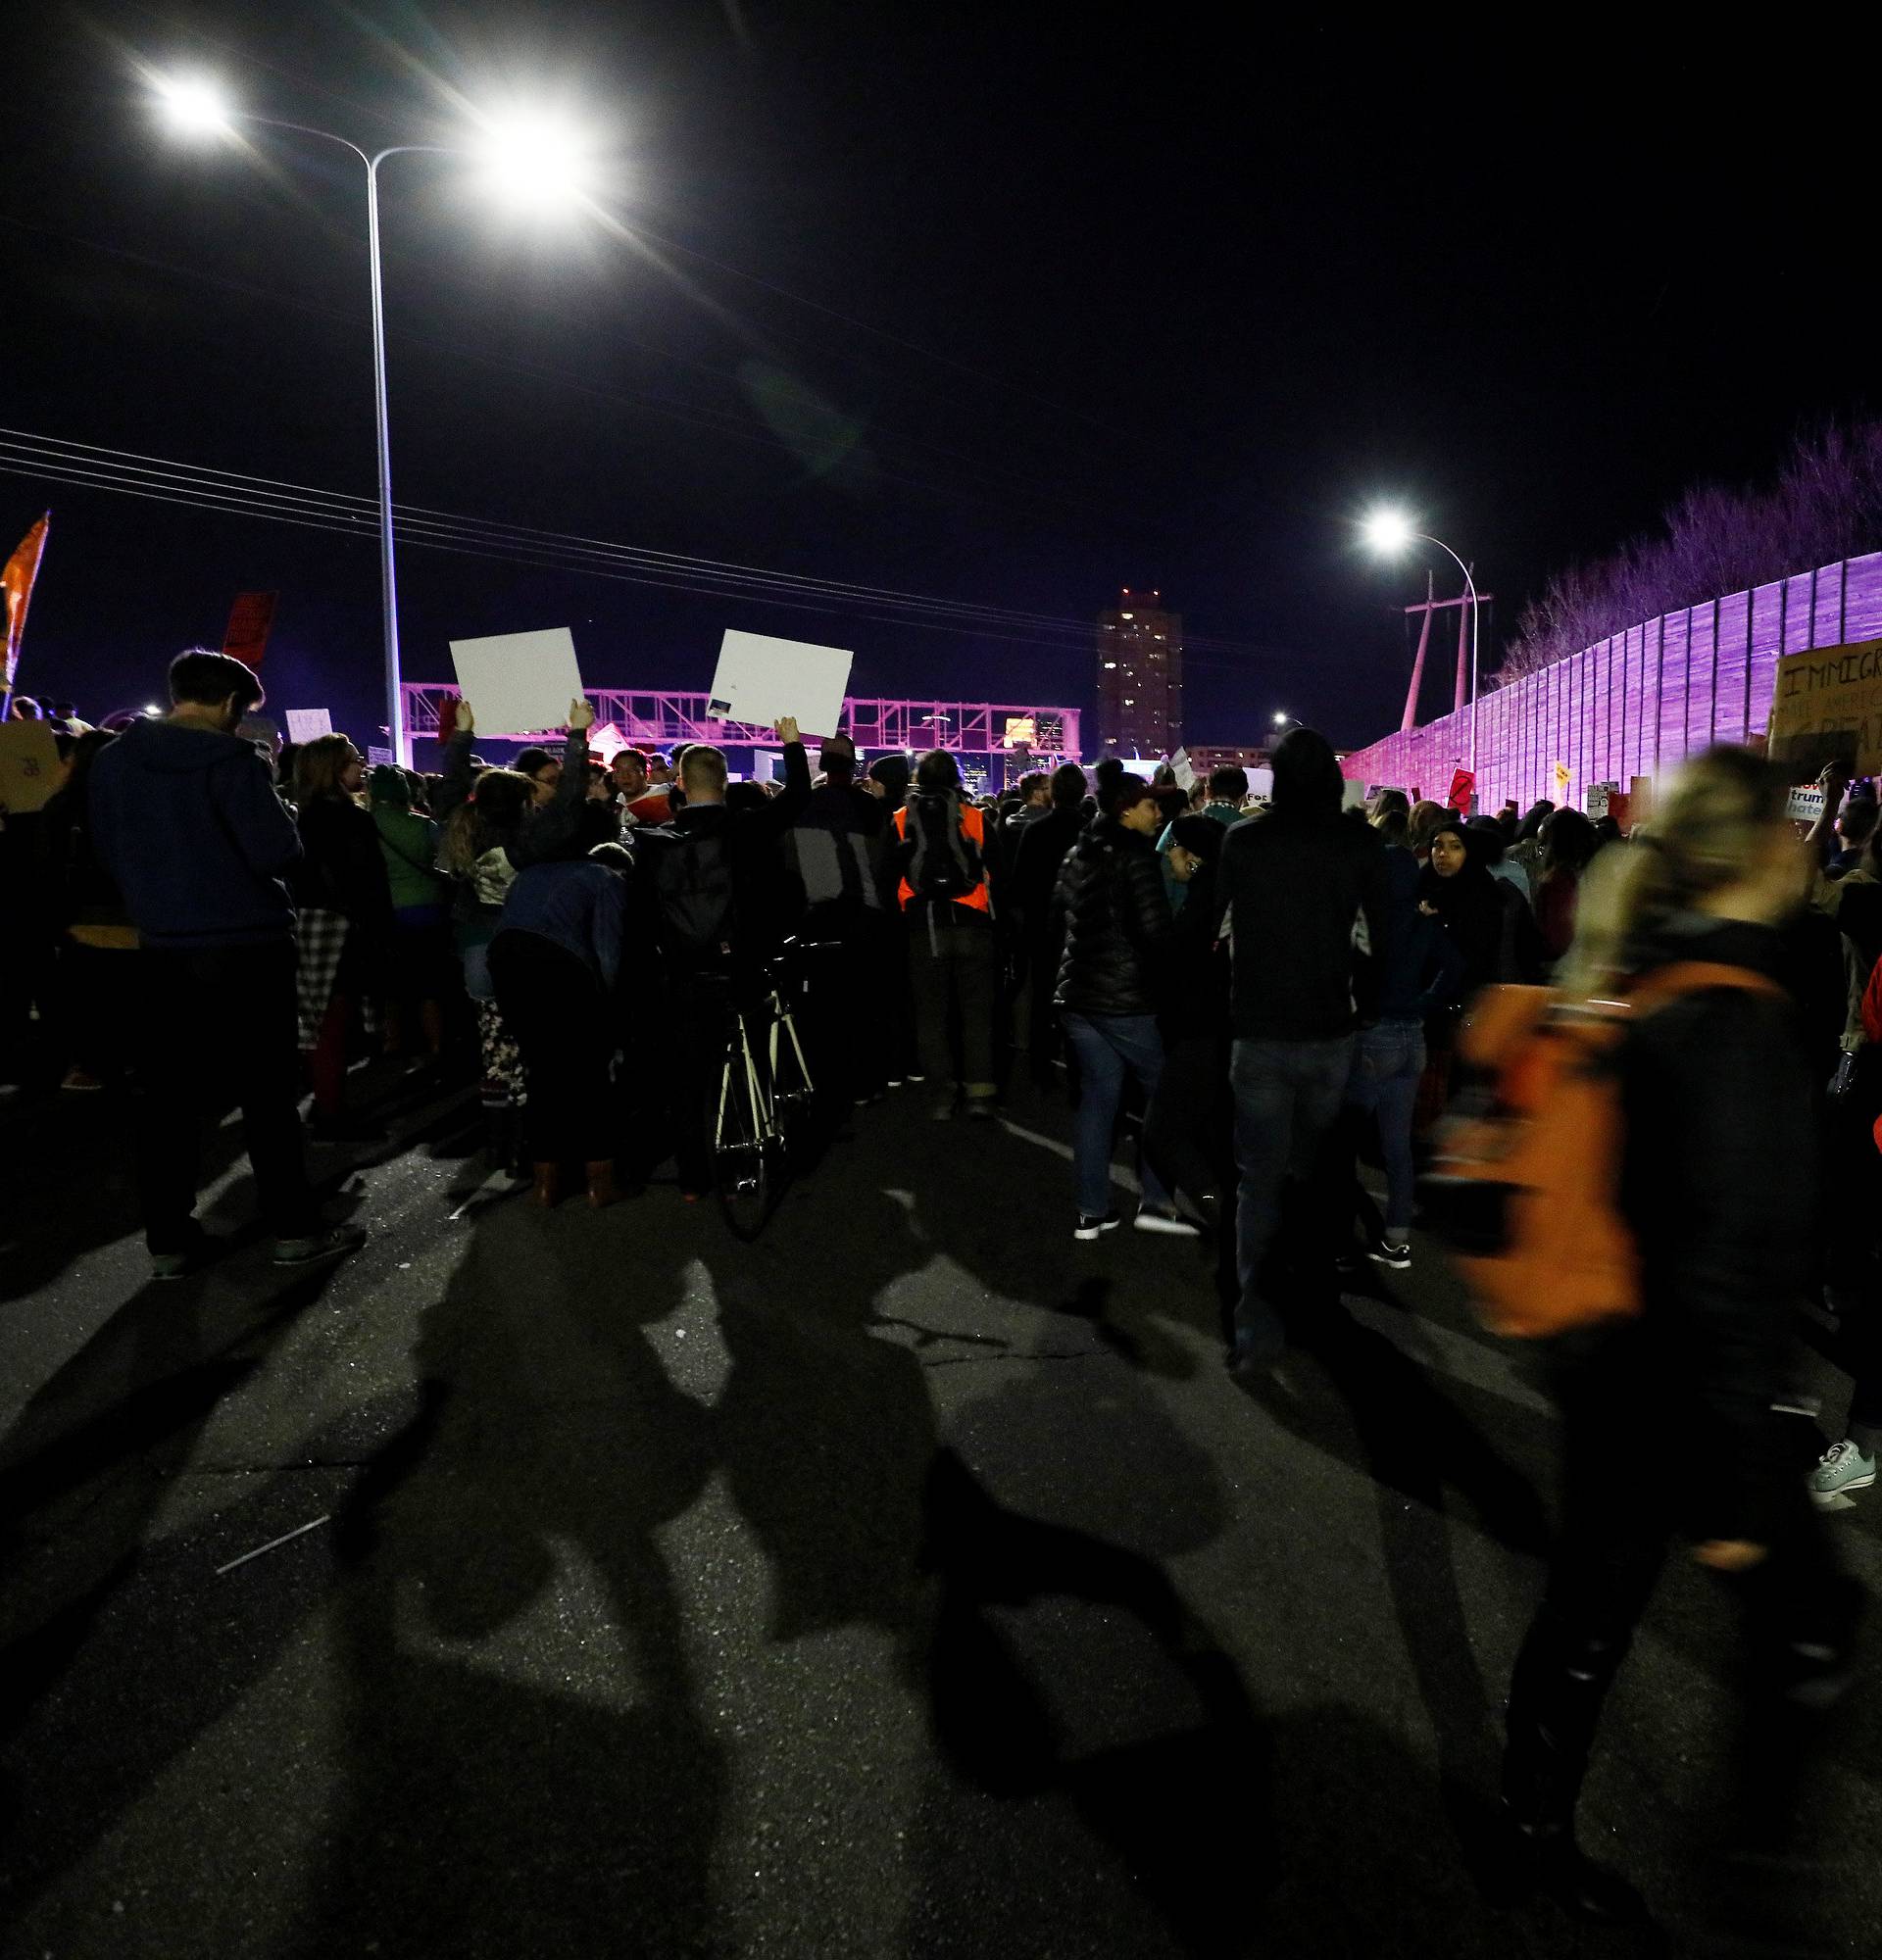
[5,6,1875,752]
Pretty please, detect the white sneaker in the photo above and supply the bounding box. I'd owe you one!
[1133,1205,1201,1239]
[1809,1439,1877,1508]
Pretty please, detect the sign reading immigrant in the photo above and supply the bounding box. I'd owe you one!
[1767,638,1882,776]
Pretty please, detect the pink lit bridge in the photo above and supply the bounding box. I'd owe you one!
[401,686,1081,764]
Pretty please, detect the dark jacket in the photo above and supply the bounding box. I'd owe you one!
[295,797,395,932]
[1052,814,1172,1017]
[787,778,885,915]
[1613,916,1817,1544]
[494,858,628,991]
[1161,860,1231,1041]
[1011,804,1084,931]
[1218,808,1390,1039]
[636,742,812,966]
[87,717,301,949]
[40,783,133,936]
[1375,844,1462,1019]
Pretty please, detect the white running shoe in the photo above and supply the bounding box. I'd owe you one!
[1133,1205,1201,1239]
[1809,1439,1877,1508]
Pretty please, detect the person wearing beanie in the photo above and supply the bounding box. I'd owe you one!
[371,763,450,1067]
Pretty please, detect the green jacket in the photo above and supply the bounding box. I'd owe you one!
[373,807,445,911]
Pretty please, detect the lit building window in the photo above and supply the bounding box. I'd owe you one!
[1120,612,1134,620]
[1104,662,1116,669]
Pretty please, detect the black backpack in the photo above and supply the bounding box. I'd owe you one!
[642,824,738,960]
[903,790,982,904]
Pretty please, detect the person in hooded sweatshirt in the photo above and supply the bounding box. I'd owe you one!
[85,649,363,1280]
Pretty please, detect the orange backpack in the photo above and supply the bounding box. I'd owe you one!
[1421,962,1783,1339]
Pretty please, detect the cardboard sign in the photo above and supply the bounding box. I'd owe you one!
[1447,768,1476,812]
[0,717,61,811]
[223,591,278,669]
[1553,760,1571,800]
[284,709,331,745]
[709,629,851,738]
[449,627,585,738]
[1767,639,1882,776]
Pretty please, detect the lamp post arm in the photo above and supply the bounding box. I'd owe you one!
[1414,531,1481,779]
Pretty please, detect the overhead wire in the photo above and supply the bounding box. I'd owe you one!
[0,428,1290,662]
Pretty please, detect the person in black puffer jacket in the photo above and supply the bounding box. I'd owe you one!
[1051,773,1192,1240]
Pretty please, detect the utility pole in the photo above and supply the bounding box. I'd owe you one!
[1399,574,1492,734]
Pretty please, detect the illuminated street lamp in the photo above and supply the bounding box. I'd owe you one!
[151,74,598,764]
[1271,710,1301,732]
[1361,508,1482,772]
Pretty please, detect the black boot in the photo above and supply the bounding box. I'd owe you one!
[1493,1612,1656,1931]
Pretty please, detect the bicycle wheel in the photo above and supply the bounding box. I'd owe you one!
[711,1014,773,1238]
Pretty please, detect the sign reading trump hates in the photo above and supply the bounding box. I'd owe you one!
[1767,637,1882,776]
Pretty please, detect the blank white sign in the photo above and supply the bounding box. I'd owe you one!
[709,629,852,738]
[449,627,585,738]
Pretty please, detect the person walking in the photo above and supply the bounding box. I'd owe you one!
[85,649,363,1278]
[1009,762,1089,1088]
[1218,726,1390,1371]
[1494,746,1860,1943]
[488,808,631,1208]
[293,735,394,1139]
[369,763,451,1068]
[1142,813,1235,1227]
[1053,773,1194,1239]
[891,750,1002,1119]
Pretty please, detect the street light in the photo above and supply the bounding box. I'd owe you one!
[1271,710,1301,731]
[151,74,596,764]
[1361,507,1482,773]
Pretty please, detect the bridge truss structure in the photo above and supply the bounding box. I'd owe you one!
[401,686,1081,764]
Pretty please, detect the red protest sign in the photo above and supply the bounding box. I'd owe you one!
[223,591,279,669]
[1447,768,1476,812]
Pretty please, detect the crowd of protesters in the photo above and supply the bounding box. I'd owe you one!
[5,650,1881,1945]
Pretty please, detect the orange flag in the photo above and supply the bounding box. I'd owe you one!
[3,512,50,700]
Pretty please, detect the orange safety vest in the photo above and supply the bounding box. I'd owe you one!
[893,800,993,913]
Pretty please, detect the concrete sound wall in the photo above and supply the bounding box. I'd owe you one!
[1341,550,1882,810]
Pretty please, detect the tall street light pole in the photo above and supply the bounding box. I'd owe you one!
[152,77,590,766]
[1360,510,1483,776]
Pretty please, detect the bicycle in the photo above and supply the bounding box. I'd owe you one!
[708,945,816,1237]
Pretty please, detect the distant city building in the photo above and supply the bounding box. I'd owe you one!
[1096,589,1183,757]
[1187,744,1271,778]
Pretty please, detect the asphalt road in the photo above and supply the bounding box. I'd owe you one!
[4,1063,1880,1959]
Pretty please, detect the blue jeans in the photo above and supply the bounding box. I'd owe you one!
[1061,1011,1172,1218]
[1231,1033,1358,1357]
[1343,1017,1426,1237]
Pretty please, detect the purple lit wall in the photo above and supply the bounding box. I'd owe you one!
[1341,551,1882,809]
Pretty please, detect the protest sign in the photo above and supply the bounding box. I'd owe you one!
[367,746,394,768]
[1447,767,1476,812]
[1787,784,1826,824]
[284,709,331,745]
[587,721,626,765]
[1248,766,1274,802]
[0,717,61,811]
[751,749,783,785]
[449,627,585,738]
[1586,781,1617,820]
[1767,638,1882,776]
[1553,760,1571,800]
[1342,778,1368,811]
[709,629,851,737]
[223,591,278,669]
[1169,747,1196,793]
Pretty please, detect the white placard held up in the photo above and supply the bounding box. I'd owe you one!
[709,629,852,738]
[1787,785,1827,824]
[367,745,394,768]
[1341,778,1369,811]
[751,750,783,785]
[1169,747,1196,793]
[449,627,585,738]
[284,709,332,745]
